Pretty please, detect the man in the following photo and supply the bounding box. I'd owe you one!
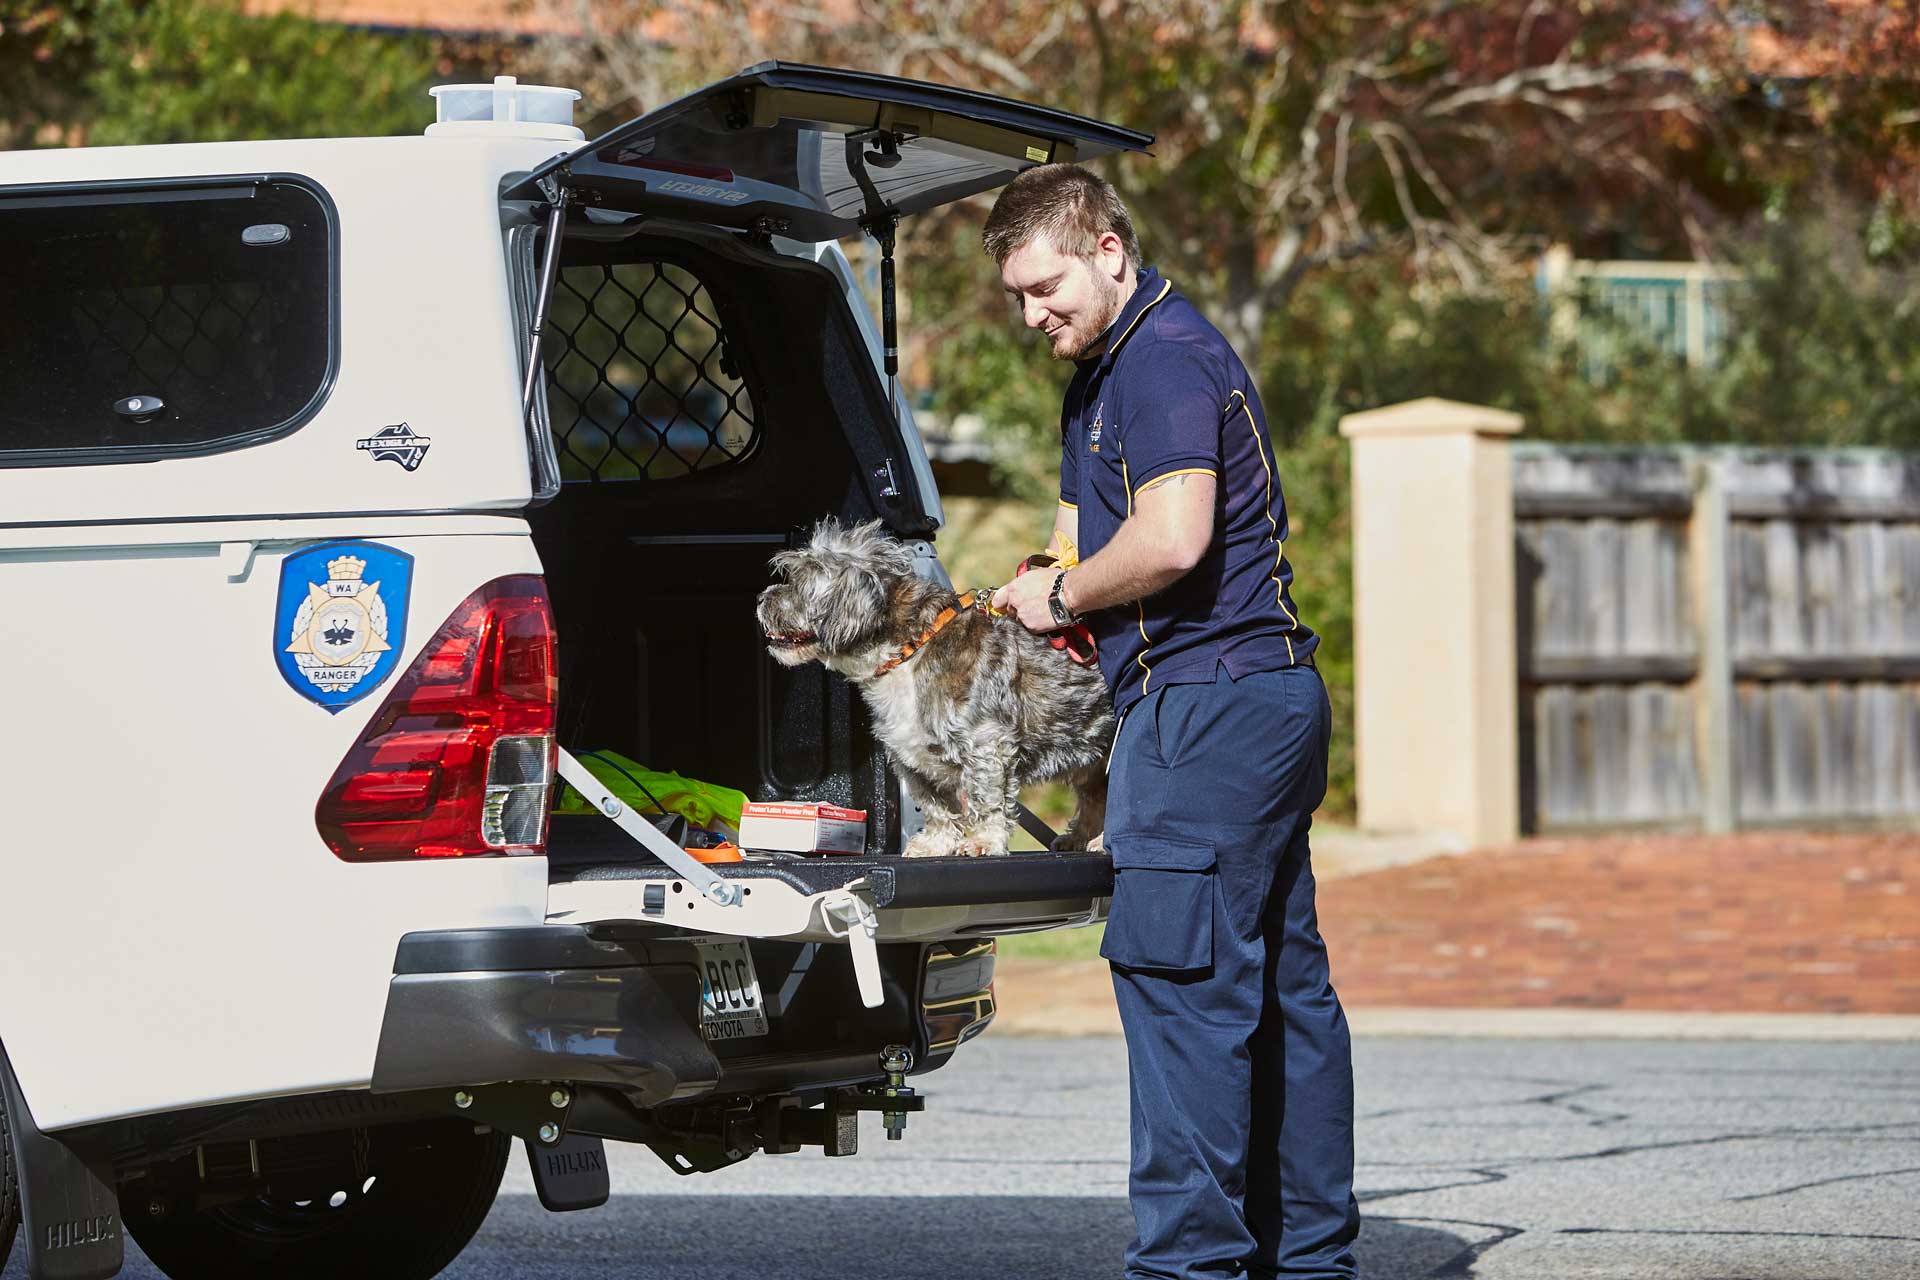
[985,165,1359,1280]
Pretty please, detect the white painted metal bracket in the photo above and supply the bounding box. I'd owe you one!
[548,871,890,1010]
[551,748,887,1007]
[821,890,882,1008]
[555,747,743,907]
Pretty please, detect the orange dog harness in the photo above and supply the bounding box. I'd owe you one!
[871,591,984,678]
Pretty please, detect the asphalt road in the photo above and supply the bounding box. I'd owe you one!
[10,1034,1918,1279]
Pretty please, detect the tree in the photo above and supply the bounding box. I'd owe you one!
[1713,0,1920,252]
[0,0,99,148]
[535,1,1753,366]
[0,0,436,149]
[90,0,437,145]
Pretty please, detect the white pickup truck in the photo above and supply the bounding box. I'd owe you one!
[0,63,1147,1280]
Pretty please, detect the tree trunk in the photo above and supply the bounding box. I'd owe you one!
[1218,234,1267,372]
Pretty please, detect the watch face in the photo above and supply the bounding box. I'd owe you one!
[1049,574,1073,624]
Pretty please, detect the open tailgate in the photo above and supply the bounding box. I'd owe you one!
[548,747,1108,932]
[548,837,1113,943]
[546,836,1108,1017]
[546,749,1109,1007]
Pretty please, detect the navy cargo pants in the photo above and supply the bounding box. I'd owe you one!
[1100,663,1359,1279]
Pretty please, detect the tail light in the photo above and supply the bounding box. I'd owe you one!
[317,575,557,861]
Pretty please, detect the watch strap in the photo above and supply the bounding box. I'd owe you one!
[1047,570,1076,626]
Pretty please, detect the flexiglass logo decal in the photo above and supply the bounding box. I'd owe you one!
[356,422,432,471]
[274,540,413,712]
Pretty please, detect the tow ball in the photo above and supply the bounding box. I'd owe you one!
[834,1044,926,1142]
[879,1045,916,1141]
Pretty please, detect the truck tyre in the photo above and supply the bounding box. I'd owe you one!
[125,1118,511,1280]
[0,1074,17,1269]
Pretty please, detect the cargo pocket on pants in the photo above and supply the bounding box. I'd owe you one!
[1099,836,1216,971]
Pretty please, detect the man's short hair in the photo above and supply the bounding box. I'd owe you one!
[982,163,1141,268]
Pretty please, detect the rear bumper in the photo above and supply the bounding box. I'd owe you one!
[367,926,1002,1108]
[369,926,721,1109]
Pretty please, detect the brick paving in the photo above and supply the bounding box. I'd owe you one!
[1316,831,1920,1013]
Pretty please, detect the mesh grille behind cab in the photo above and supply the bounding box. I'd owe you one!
[542,260,758,483]
[316,577,556,861]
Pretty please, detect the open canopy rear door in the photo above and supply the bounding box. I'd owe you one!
[505,61,1153,238]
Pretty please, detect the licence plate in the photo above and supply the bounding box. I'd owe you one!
[689,936,770,1042]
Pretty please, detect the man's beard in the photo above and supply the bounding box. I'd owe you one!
[1053,270,1125,362]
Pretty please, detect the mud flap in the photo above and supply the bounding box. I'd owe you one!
[0,1042,123,1280]
[525,1133,611,1212]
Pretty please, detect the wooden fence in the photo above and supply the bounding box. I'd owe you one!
[1514,445,1920,831]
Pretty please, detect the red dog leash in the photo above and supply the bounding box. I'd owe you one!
[1009,555,1099,667]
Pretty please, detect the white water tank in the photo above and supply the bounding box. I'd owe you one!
[427,76,584,141]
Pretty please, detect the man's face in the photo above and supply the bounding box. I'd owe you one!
[999,232,1129,362]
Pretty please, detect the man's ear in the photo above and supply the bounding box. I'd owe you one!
[1097,230,1130,281]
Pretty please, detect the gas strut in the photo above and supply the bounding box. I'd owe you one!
[848,128,904,382]
[521,174,572,418]
[870,212,899,378]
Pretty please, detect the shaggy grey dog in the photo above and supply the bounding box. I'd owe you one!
[757,519,1114,858]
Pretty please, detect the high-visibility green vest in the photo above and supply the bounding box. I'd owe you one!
[553,749,746,837]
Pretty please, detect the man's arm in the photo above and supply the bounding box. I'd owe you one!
[994,473,1215,628]
[1046,502,1079,561]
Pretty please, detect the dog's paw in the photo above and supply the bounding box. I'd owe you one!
[902,831,956,860]
[953,835,1003,858]
[1051,829,1104,853]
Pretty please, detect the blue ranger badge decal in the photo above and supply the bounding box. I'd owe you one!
[274,541,414,712]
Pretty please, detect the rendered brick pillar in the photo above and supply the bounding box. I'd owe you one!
[1339,398,1523,850]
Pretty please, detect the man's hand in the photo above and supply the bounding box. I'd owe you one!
[991,569,1066,632]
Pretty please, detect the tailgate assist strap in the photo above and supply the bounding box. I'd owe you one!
[552,748,884,1007]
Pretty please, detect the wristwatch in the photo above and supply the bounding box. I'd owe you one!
[1047,570,1078,628]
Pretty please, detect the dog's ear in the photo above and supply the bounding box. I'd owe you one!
[766,549,799,583]
[846,519,915,576]
[816,563,891,653]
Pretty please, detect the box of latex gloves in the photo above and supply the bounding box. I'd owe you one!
[740,801,870,854]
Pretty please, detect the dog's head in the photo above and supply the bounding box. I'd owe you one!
[757,518,918,668]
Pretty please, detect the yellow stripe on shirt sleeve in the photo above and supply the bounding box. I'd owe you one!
[1132,467,1217,496]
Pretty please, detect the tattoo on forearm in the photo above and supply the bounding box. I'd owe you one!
[1139,474,1193,495]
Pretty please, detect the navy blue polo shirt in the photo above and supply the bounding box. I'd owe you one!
[1060,266,1317,714]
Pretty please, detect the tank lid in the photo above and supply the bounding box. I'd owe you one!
[426,75,584,141]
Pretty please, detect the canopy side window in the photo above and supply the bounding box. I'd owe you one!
[0,176,336,467]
